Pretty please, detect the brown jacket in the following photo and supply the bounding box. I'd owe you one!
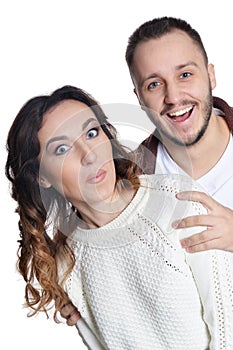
[136,97,233,174]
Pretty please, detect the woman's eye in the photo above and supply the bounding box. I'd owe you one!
[55,144,70,155]
[87,127,99,139]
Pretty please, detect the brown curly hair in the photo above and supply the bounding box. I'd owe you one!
[5,85,141,321]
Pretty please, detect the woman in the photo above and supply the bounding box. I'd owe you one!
[6,85,233,349]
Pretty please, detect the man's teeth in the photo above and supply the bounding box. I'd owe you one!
[168,106,193,117]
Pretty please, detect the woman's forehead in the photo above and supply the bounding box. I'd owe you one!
[43,99,95,124]
[38,100,98,142]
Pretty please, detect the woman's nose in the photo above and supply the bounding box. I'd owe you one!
[80,144,97,166]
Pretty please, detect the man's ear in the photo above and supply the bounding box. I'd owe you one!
[134,88,147,112]
[39,176,51,188]
[133,87,140,101]
[134,87,143,106]
[208,63,216,90]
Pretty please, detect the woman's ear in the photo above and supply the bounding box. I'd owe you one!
[39,176,51,188]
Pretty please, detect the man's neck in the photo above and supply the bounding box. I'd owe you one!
[163,114,230,180]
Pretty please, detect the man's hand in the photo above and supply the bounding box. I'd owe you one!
[172,191,233,253]
[59,300,81,326]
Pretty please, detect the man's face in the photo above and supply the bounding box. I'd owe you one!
[131,29,216,146]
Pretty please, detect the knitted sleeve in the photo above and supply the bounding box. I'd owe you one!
[173,181,233,349]
[186,249,233,349]
[153,174,233,349]
[76,319,105,350]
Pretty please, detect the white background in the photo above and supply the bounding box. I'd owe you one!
[1,0,232,348]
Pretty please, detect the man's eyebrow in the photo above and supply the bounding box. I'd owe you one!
[139,73,159,89]
[175,61,198,70]
[139,61,199,88]
[45,117,97,150]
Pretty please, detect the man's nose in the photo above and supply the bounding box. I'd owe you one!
[164,82,181,105]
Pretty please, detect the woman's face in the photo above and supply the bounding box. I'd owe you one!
[38,99,116,213]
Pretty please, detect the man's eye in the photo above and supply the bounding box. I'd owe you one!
[180,72,191,79]
[87,128,99,139]
[55,144,70,155]
[148,81,160,90]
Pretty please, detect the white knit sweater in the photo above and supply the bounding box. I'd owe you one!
[62,174,233,350]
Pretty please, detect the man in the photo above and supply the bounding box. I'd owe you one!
[61,16,233,326]
[125,16,233,254]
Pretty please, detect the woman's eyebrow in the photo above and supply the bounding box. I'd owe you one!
[45,118,97,150]
[82,117,97,131]
[46,135,69,150]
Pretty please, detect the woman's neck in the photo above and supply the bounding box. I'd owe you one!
[77,186,137,229]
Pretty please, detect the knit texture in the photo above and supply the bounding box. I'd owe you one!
[61,174,233,349]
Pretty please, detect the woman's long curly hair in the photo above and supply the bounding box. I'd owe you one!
[5,85,141,320]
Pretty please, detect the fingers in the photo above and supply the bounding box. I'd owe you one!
[66,309,81,326]
[176,191,218,211]
[60,301,81,326]
[172,214,218,229]
[181,238,221,253]
[174,191,233,253]
[180,229,233,253]
[180,228,219,250]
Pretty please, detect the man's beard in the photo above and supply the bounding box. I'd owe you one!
[147,85,213,147]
